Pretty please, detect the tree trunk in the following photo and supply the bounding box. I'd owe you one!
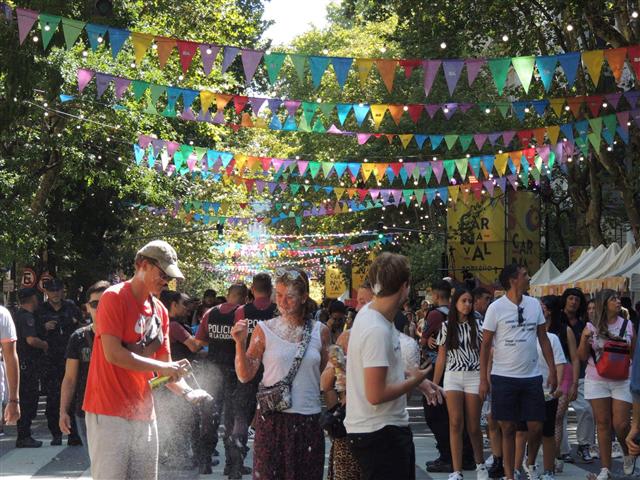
[30,149,62,216]
[585,157,604,246]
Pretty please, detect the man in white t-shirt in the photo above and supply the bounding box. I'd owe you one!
[479,264,557,480]
[0,306,20,425]
[346,253,431,480]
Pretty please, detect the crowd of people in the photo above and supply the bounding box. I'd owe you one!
[0,240,639,480]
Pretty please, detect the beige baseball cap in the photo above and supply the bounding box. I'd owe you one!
[136,240,184,280]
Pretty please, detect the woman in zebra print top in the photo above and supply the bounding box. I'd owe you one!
[434,289,488,480]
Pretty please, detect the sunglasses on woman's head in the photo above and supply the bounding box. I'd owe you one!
[275,268,301,281]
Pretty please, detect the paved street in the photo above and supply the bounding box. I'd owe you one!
[0,398,633,479]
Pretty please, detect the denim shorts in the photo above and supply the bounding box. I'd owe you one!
[491,374,545,423]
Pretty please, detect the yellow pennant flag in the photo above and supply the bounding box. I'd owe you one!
[582,50,604,86]
[448,185,460,204]
[370,104,388,129]
[254,117,268,128]
[494,153,509,175]
[399,134,413,149]
[549,98,565,117]
[234,154,247,171]
[200,91,215,112]
[361,163,375,182]
[355,58,374,86]
[131,32,154,65]
[546,125,560,145]
[334,187,345,200]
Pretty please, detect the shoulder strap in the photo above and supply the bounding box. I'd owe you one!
[619,318,629,339]
[282,320,314,385]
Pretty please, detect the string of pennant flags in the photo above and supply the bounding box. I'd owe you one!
[75,68,640,125]
[12,6,640,97]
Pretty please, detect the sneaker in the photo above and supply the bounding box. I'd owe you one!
[476,463,489,480]
[623,455,636,475]
[540,472,555,480]
[487,457,504,479]
[554,457,563,473]
[448,472,464,480]
[559,452,574,463]
[15,437,43,448]
[589,444,599,459]
[577,444,594,463]
[247,426,255,440]
[67,435,83,446]
[50,436,62,446]
[485,454,495,467]
[595,467,611,480]
[524,464,540,480]
[427,458,453,473]
[611,441,623,459]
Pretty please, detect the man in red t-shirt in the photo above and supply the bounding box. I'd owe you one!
[83,240,210,480]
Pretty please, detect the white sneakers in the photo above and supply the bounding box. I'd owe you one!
[554,457,563,473]
[611,441,623,459]
[448,472,464,480]
[476,463,489,480]
[540,472,555,480]
[524,464,540,480]
[595,467,611,480]
[623,454,636,475]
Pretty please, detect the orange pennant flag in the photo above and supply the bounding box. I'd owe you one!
[216,94,233,111]
[604,47,627,82]
[131,32,154,65]
[566,96,584,118]
[385,134,394,144]
[375,59,398,93]
[387,105,405,125]
[370,104,388,129]
[374,163,388,181]
[533,128,545,145]
[155,37,176,68]
[240,113,254,127]
[582,50,604,86]
[509,151,522,172]
[355,58,374,86]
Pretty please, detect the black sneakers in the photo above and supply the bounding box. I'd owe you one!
[50,436,62,446]
[426,457,453,473]
[16,437,43,448]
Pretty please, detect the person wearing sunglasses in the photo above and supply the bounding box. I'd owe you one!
[83,240,210,480]
[479,264,558,480]
[231,267,330,480]
[59,280,110,451]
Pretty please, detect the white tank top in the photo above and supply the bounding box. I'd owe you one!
[260,319,322,415]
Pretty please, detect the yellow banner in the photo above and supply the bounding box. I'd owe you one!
[506,191,541,275]
[325,265,348,299]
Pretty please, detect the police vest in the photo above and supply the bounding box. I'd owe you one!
[242,302,277,340]
[206,306,239,366]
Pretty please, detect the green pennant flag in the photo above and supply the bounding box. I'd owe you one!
[312,118,326,133]
[588,117,603,135]
[548,151,556,170]
[602,114,617,135]
[412,166,421,181]
[297,115,312,132]
[402,190,413,206]
[295,216,302,228]
[61,18,85,50]
[487,57,512,95]
[531,165,541,181]
[443,160,456,180]
[497,102,510,118]
[301,101,317,125]
[444,134,458,150]
[264,52,286,84]
[511,56,535,93]
[173,151,185,170]
[290,184,301,195]
[289,54,307,82]
[319,102,335,118]
[161,105,177,118]
[39,14,61,49]
[132,80,149,100]
[179,145,193,160]
[423,164,432,184]
[458,134,473,152]
[149,84,166,104]
[321,162,333,178]
[143,99,158,115]
[587,133,601,152]
[575,136,590,156]
[308,161,321,178]
[521,168,529,185]
[414,189,425,204]
[454,158,469,179]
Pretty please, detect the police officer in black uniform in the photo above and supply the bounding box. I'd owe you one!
[194,283,248,476]
[232,273,277,478]
[15,287,47,448]
[36,278,83,445]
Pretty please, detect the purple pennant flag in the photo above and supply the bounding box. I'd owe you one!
[502,130,516,147]
[138,134,152,148]
[459,103,473,113]
[443,103,458,120]
[152,139,166,157]
[631,109,640,128]
[199,44,220,76]
[422,60,442,97]
[483,180,495,196]
[625,91,640,109]
[114,77,131,99]
[604,92,622,109]
[221,46,239,73]
[248,97,266,115]
[16,8,38,45]
[536,145,550,164]
[466,58,486,86]
[267,98,282,113]
[443,60,464,95]
[432,161,444,182]
[392,190,402,206]
[357,133,372,145]
[617,111,630,132]
[488,132,501,146]
[424,104,440,118]
[506,174,518,190]
[495,177,507,192]
[77,69,95,93]
[181,108,196,121]
[284,100,301,116]
[241,49,264,84]
[95,73,113,98]
[212,111,225,124]
[474,133,488,150]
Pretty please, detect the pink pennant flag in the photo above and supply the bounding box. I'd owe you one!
[297,161,309,176]
[199,44,220,76]
[77,69,95,93]
[272,158,284,172]
[114,77,131,99]
[424,104,440,118]
[284,100,301,116]
[403,162,417,177]
[466,58,486,85]
[473,133,488,150]
[432,160,444,182]
[167,141,181,158]
[16,8,38,45]
[502,130,516,147]
[138,134,153,148]
[536,145,550,164]
[357,133,372,145]
[176,40,198,74]
[369,189,380,201]
[241,49,264,84]
[327,124,342,134]
[617,111,630,133]
[422,60,442,97]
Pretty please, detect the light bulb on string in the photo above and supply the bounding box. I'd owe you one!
[633,11,639,18]
[501,34,509,42]
[440,42,447,49]
[97,36,104,43]
[130,62,136,68]
[566,24,574,31]
[44,24,51,31]
[32,35,38,42]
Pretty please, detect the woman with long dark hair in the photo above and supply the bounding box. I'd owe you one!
[433,289,487,480]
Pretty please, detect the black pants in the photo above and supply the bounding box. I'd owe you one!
[348,425,415,480]
[422,371,474,464]
[43,358,78,439]
[17,363,39,440]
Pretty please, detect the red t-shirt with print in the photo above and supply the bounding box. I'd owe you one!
[83,281,170,420]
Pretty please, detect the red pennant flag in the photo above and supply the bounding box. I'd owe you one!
[566,96,584,118]
[585,95,604,116]
[517,130,534,147]
[176,40,198,73]
[234,96,249,114]
[399,59,420,78]
[406,104,423,123]
[628,45,640,79]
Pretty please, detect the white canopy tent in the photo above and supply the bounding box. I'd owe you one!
[530,259,561,285]
[571,243,621,281]
[548,246,602,284]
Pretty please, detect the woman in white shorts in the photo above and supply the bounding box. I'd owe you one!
[434,289,487,480]
[577,289,634,480]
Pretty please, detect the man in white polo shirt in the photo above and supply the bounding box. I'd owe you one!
[345,253,431,480]
[479,263,557,480]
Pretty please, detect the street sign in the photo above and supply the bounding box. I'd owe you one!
[38,272,53,293]
[21,268,37,288]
